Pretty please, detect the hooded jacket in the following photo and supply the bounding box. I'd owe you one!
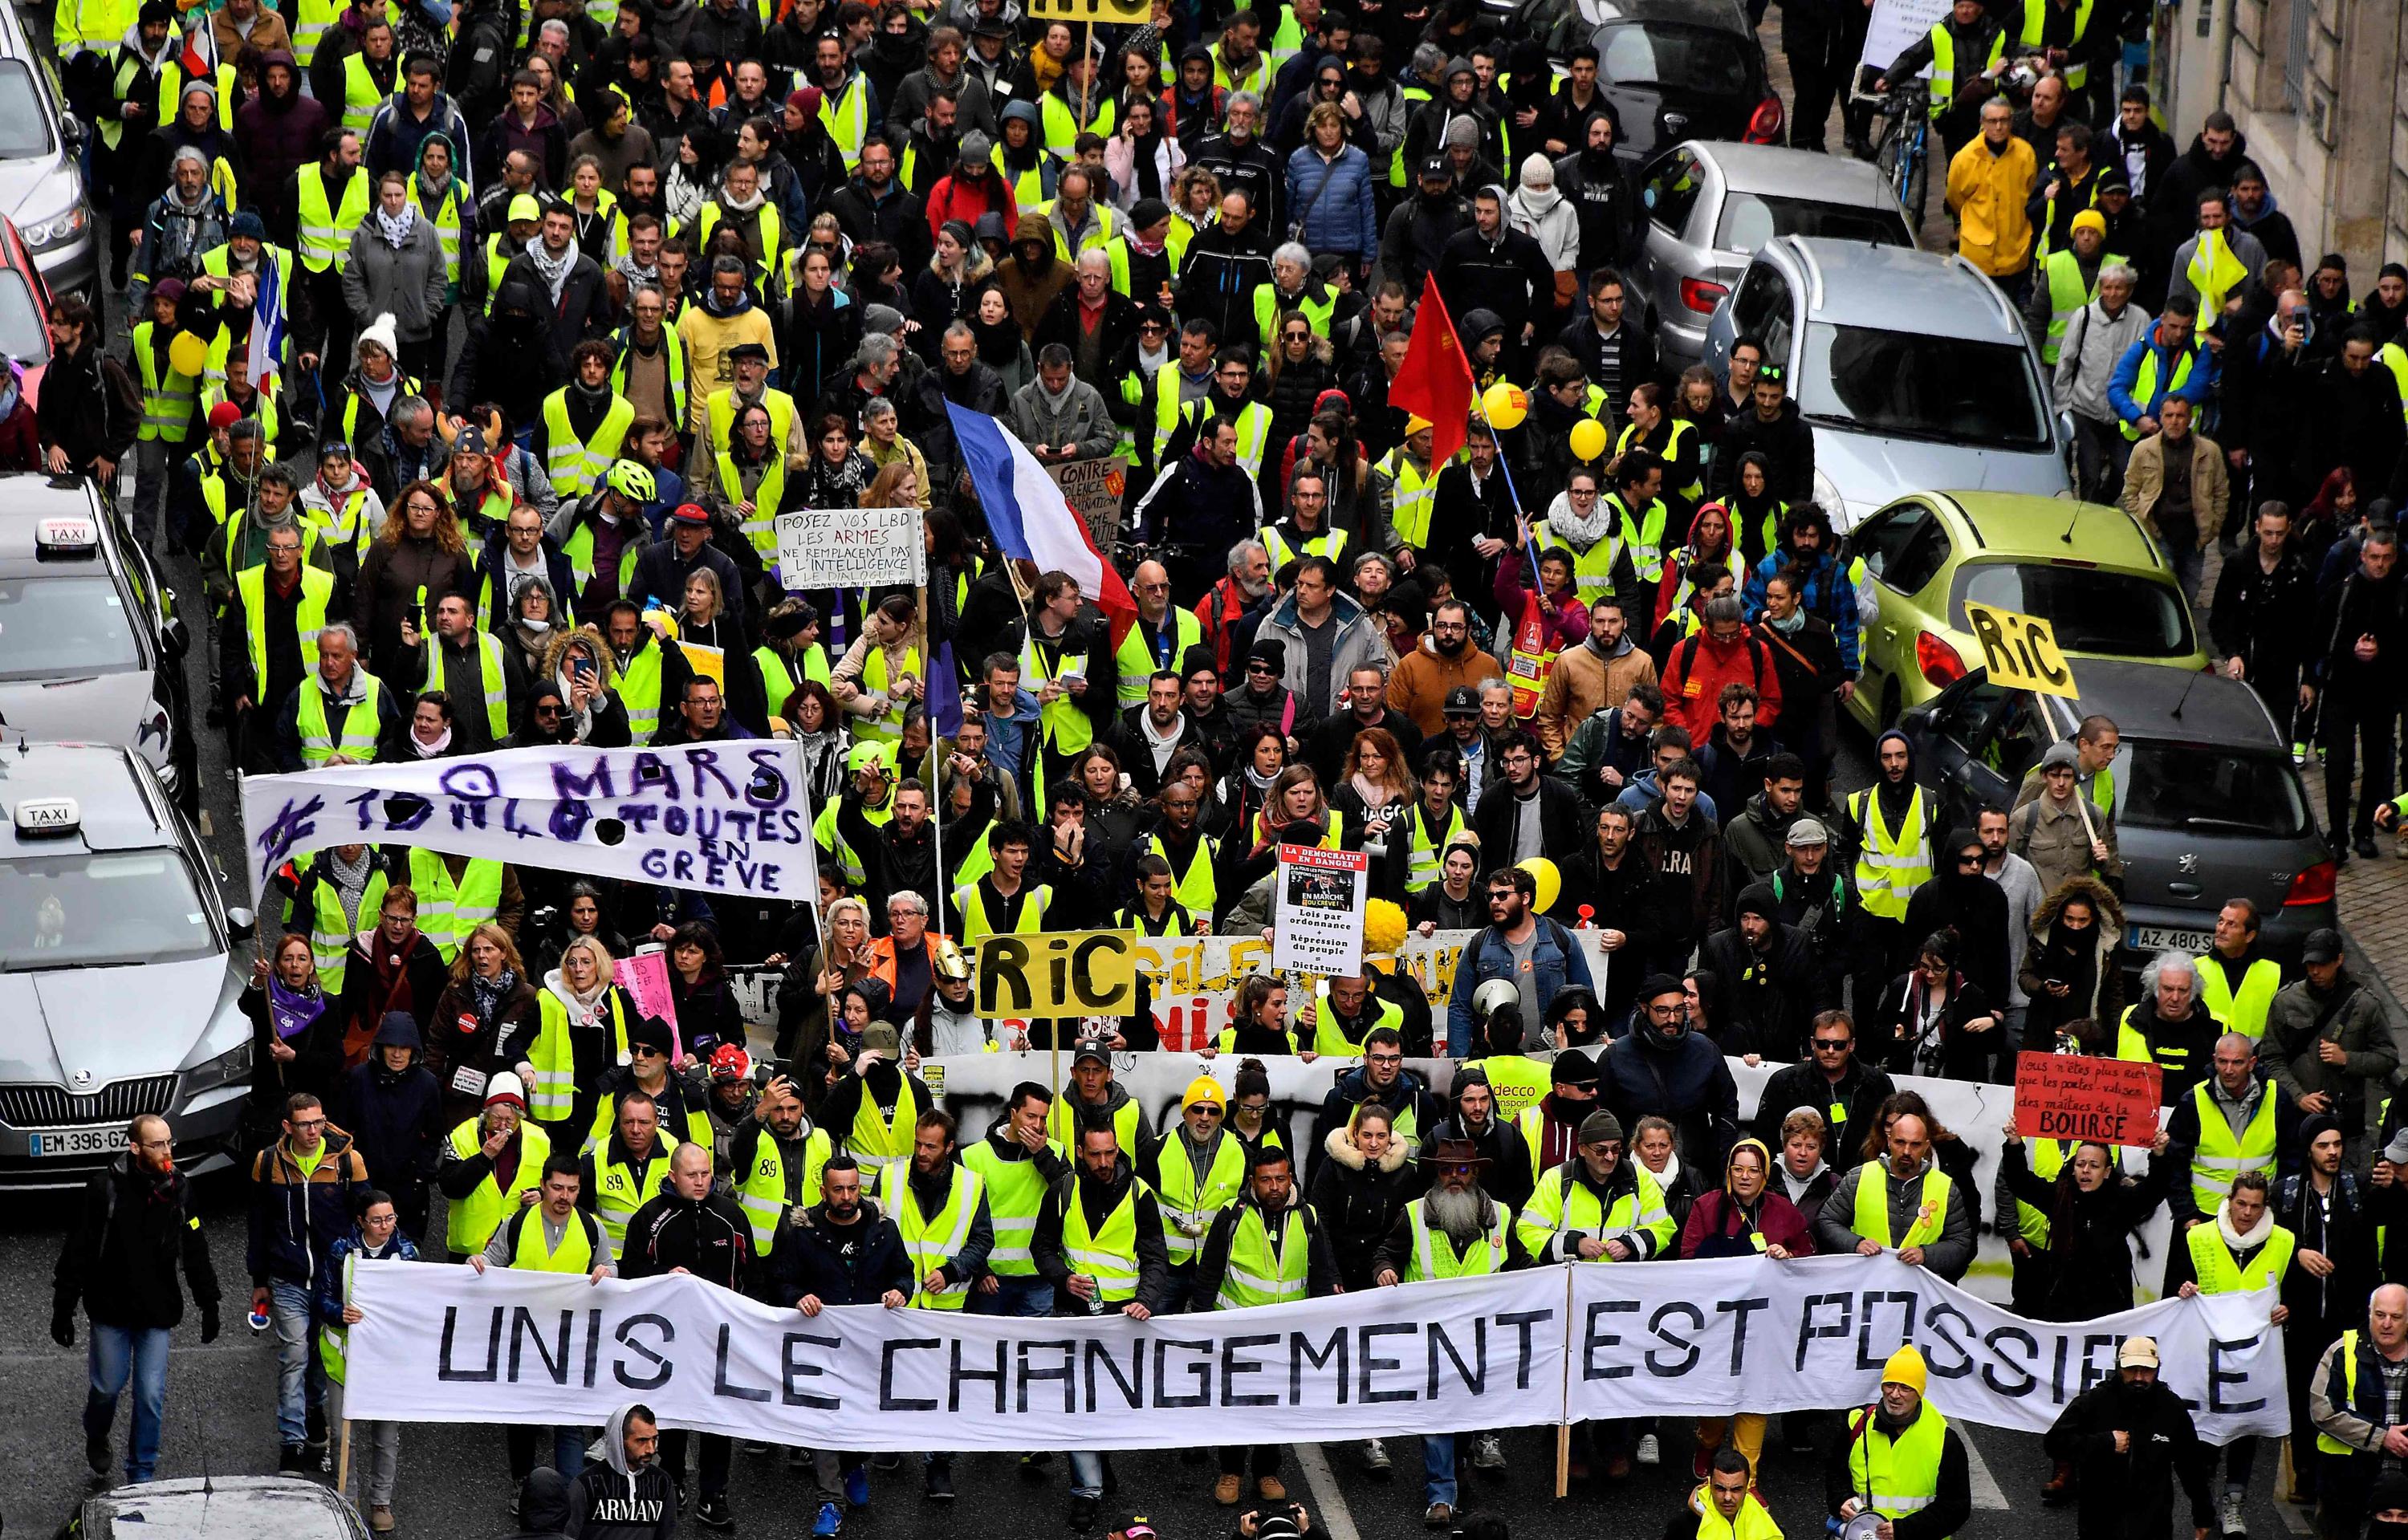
[2041,1372,2213,1540]
[767,1197,914,1307]
[567,1404,680,1540]
[335,1012,444,1195]
[1308,1063,1442,1181]
[1678,1139,1816,1260]
[1435,209,1553,342]
[1658,620,1784,741]
[247,1124,371,1287]
[1430,1072,1537,1207]
[1601,1022,1739,1173]
[1306,1120,1418,1288]
[1698,900,1830,1063]
[1256,586,1391,719]
[236,51,332,240]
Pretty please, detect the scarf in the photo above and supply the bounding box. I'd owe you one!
[1645,1152,1683,1194]
[374,201,418,247]
[1544,487,1617,551]
[719,183,767,214]
[1243,761,1280,795]
[547,969,613,1028]
[1350,772,1394,808]
[527,238,575,304]
[411,724,453,758]
[268,977,327,1040]
[324,846,374,935]
[1764,607,1805,636]
[369,925,423,1022]
[469,965,519,1024]
[970,309,1023,368]
[2217,1197,2276,1252]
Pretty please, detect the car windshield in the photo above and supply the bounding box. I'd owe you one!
[0,62,54,158]
[0,849,217,971]
[1952,563,2195,658]
[0,575,141,680]
[2119,742,2310,839]
[1595,22,1750,92]
[1797,322,2049,449]
[0,270,48,364]
[1716,193,1910,252]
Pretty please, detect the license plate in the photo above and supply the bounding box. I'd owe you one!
[2129,926,2214,953]
[28,1126,127,1158]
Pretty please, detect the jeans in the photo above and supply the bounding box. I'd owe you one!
[2165,538,2205,608]
[1069,1449,1106,1499]
[87,1323,171,1482]
[2323,702,2396,843]
[506,1423,588,1481]
[2072,414,2129,504]
[270,1279,325,1448]
[327,1379,401,1506]
[1422,1432,1458,1508]
[969,1274,1056,1318]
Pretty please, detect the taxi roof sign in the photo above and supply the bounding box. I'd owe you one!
[13,796,80,835]
[35,517,99,559]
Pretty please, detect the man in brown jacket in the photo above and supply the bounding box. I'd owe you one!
[1388,598,1505,737]
[1534,591,1658,759]
[2120,394,2227,603]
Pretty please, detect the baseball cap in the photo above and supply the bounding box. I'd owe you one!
[2117,1335,2161,1369]
[862,1022,902,1058]
[2303,928,2343,965]
[507,193,543,222]
[666,502,710,526]
[1419,154,1450,181]
[1072,1038,1112,1067]
[1442,685,1481,717]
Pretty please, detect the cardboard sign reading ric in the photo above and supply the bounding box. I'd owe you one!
[1964,602,2079,698]
[2013,1051,2162,1146]
[1024,0,1149,22]
[975,929,1140,1018]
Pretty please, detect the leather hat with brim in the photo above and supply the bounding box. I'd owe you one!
[1419,1137,1492,1168]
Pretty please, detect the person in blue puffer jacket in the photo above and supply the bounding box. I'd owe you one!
[1283,90,1379,278]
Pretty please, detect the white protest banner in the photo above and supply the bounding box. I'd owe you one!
[1048,453,1129,553]
[240,742,820,904]
[342,1263,1572,1449]
[1861,0,1953,73]
[1565,1253,2285,1444]
[1273,844,1369,975]
[774,506,926,591]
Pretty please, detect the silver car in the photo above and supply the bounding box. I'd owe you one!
[0,746,254,1187]
[1702,236,2072,530]
[0,2,96,302]
[0,476,197,807]
[1633,141,1914,368]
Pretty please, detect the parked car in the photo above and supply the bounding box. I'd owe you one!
[1634,140,1914,368]
[1902,658,2336,969]
[1841,490,2208,733]
[1505,0,1782,167]
[1703,237,2070,527]
[0,476,196,806]
[81,1477,369,1540]
[0,1,97,306]
[0,745,253,1187]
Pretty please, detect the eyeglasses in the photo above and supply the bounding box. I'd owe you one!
[1190,1105,1224,1118]
[1247,661,1275,675]
[1138,580,1169,592]
[1812,1038,1851,1054]
[631,1045,665,1058]
[289,1119,327,1133]
[535,704,564,717]
[1366,1051,1403,1067]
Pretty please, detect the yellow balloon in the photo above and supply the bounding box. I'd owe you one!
[1515,856,1561,916]
[1481,381,1528,430]
[1569,418,1609,461]
[168,331,208,377]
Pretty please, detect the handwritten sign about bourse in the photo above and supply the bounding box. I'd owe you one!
[2013,1051,2162,1146]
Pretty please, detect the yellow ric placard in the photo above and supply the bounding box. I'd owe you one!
[1963,601,2078,697]
[976,930,1140,1016]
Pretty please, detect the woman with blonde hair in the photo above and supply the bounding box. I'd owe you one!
[515,931,640,1139]
[427,921,540,1126]
[861,457,919,512]
[787,896,875,1087]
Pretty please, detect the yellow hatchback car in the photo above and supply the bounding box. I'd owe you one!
[1838,492,2210,734]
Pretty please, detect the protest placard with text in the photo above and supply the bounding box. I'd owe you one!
[975,929,1140,1018]
[775,506,925,591]
[2013,1050,2163,1145]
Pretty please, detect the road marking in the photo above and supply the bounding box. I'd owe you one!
[2277,1494,2315,1534]
[1296,1443,1364,1540]
[1959,1427,2011,1510]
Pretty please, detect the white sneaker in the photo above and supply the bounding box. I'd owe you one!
[1470,1434,1506,1470]
[1635,1433,1661,1466]
[2219,1491,2246,1537]
[1362,1439,1390,1472]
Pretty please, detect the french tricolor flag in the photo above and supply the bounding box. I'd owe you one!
[946,403,1137,643]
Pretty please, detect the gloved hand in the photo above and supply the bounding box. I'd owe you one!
[51,1310,75,1349]
[199,1302,220,1344]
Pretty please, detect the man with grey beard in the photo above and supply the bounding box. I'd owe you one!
[1373,1137,1532,1527]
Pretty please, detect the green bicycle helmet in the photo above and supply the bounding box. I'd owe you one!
[605,459,656,501]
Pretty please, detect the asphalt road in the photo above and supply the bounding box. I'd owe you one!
[0,144,2343,1540]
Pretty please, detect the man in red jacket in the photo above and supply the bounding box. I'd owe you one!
[1658,594,1783,741]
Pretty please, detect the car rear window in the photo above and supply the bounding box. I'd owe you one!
[2119,742,2310,839]
[1950,563,2195,659]
[1715,193,1910,252]
[1596,22,1751,93]
[1798,323,2049,450]
[0,575,142,681]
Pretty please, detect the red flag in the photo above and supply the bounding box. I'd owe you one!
[1389,274,1476,467]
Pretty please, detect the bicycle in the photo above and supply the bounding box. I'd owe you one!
[1870,80,1934,234]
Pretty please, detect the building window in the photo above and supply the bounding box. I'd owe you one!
[2284,0,2312,112]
